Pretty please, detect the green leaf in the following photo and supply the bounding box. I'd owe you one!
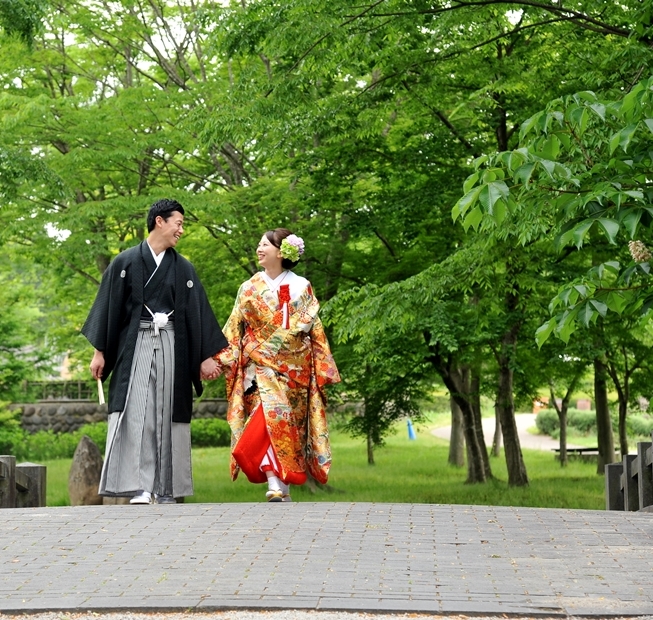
[606,291,627,314]
[535,318,556,348]
[573,284,588,297]
[556,306,580,343]
[538,159,556,179]
[575,91,598,103]
[540,134,560,159]
[610,125,638,153]
[558,287,572,306]
[609,130,621,155]
[589,103,606,120]
[621,209,642,237]
[644,119,653,135]
[462,206,483,231]
[621,87,641,120]
[572,220,593,248]
[452,186,481,220]
[597,218,620,244]
[492,199,506,224]
[578,302,595,327]
[506,151,526,172]
[482,169,497,183]
[589,299,608,317]
[478,181,510,213]
[463,172,479,193]
[514,163,535,185]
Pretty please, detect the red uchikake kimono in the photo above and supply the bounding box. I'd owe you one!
[216,270,340,485]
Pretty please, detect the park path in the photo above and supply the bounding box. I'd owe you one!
[1,500,653,617]
[431,412,585,451]
[3,415,653,618]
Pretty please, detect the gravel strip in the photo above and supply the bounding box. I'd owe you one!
[1,613,651,620]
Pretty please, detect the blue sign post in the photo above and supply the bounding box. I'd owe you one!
[407,419,417,440]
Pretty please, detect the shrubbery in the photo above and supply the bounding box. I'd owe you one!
[190,418,231,447]
[0,413,231,461]
[536,408,653,438]
[0,406,24,455]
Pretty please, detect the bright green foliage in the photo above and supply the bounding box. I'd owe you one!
[536,407,653,438]
[0,0,46,45]
[0,253,52,400]
[0,406,23,454]
[453,76,653,344]
[3,0,653,478]
[190,418,231,448]
[4,417,231,462]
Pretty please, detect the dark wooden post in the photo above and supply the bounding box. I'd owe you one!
[0,456,17,508]
[15,463,47,508]
[605,462,624,511]
[636,442,652,510]
[622,454,638,511]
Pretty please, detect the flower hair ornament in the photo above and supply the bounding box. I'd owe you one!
[280,234,305,262]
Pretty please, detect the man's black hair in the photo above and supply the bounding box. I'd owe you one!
[147,199,185,232]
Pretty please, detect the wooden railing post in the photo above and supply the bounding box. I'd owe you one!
[636,441,652,511]
[605,462,624,511]
[15,462,47,508]
[622,454,639,511]
[0,456,17,508]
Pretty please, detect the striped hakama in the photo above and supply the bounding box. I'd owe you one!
[99,321,193,498]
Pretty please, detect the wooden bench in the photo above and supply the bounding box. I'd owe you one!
[552,447,599,461]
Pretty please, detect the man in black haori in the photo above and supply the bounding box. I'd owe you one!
[82,199,226,505]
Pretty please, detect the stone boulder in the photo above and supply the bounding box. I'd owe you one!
[68,435,104,506]
[102,496,130,505]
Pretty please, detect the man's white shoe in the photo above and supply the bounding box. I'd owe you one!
[154,494,176,504]
[130,491,152,504]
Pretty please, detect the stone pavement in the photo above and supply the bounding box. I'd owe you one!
[1,502,653,617]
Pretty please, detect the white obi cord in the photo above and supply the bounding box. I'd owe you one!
[144,304,174,336]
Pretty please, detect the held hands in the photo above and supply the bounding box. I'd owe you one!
[200,357,222,381]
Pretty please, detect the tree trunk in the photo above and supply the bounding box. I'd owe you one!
[492,402,502,457]
[448,396,465,467]
[469,367,492,479]
[496,331,529,487]
[594,357,615,473]
[550,384,568,467]
[606,357,630,457]
[366,429,375,465]
[447,371,487,483]
[618,396,628,457]
[425,342,488,483]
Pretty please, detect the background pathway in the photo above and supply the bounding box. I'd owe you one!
[431,412,584,451]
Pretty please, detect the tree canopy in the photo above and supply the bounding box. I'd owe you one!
[2,0,653,481]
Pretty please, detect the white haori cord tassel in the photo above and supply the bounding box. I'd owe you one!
[145,305,174,336]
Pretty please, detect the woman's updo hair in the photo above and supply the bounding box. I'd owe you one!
[265,228,300,270]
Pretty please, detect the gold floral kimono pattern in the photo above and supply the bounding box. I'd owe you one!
[216,272,340,484]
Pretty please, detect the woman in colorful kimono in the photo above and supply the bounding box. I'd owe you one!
[214,228,340,502]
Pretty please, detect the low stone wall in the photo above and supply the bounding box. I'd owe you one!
[10,399,228,434]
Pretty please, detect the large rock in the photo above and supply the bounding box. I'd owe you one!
[68,435,104,506]
[102,496,130,505]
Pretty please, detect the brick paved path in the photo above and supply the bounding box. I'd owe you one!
[1,502,652,617]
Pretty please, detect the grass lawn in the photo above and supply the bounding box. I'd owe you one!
[43,420,606,510]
